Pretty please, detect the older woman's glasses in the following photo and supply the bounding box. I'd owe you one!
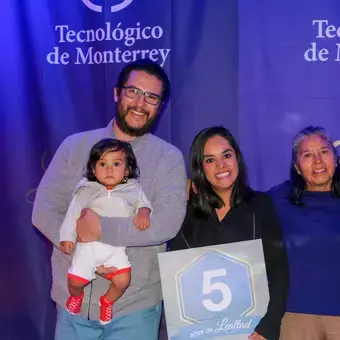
[122,86,161,105]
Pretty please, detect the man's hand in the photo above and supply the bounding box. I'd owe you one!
[133,207,151,231]
[96,265,118,278]
[76,208,101,242]
[60,241,75,255]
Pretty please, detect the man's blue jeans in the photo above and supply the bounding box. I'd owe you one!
[55,302,162,340]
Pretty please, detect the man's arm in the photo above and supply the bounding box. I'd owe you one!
[32,138,73,248]
[100,150,188,247]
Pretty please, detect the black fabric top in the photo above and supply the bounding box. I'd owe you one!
[169,191,289,340]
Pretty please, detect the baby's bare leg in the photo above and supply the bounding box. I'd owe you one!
[68,278,88,297]
[105,271,131,303]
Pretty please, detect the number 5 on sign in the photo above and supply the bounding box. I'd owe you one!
[202,269,232,312]
[176,250,256,323]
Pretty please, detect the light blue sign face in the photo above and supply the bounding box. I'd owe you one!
[158,240,269,340]
[177,250,255,323]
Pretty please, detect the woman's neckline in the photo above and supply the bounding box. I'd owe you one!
[303,190,333,197]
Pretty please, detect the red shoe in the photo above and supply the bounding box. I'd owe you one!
[99,295,114,325]
[66,292,84,315]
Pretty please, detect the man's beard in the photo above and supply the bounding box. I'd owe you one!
[115,102,158,137]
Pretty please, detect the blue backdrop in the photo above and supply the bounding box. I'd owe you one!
[238,0,340,189]
[1,1,339,339]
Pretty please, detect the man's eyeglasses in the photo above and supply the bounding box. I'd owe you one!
[122,86,161,105]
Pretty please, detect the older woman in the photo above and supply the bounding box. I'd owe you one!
[268,126,340,340]
[170,126,289,340]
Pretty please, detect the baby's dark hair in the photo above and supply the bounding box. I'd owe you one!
[85,138,140,182]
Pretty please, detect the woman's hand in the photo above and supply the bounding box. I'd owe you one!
[248,331,266,340]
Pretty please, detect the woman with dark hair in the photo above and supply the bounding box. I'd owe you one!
[59,138,153,326]
[170,127,289,340]
[268,126,340,339]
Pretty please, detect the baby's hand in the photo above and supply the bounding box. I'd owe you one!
[134,207,151,231]
[60,241,75,255]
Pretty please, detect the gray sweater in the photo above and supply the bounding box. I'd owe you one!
[32,120,187,319]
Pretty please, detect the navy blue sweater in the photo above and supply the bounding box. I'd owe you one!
[268,181,340,316]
